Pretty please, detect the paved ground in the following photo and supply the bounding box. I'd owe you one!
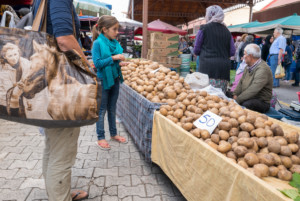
[274,80,300,105]
[0,119,186,201]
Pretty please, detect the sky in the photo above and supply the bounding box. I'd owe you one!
[100,0,130,18]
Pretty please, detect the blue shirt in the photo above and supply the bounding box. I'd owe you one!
[269,35,286,54]
[92,40,114,79]
[33,0,80,39]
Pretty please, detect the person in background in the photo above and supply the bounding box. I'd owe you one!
[282,38,294,82]
[83,32,92,50]
[188,42,195,61]
[261,35,273,62]
[194,5,235,93]
[17,7,30,18]
[235,34,248,69]
[269,27,286,88]
[233,36,242,69]
[239,35,254,61]
[292,43,300,87]
[92,15,128,150]
[178,37,188,53]
[234,44,273,113]
[33,0,89,200]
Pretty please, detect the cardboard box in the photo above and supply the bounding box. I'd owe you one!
[147,55,167,63]
[167,57,182,65]
[150,40,179,49]
[150,32,179,42]
[162,63,181,68]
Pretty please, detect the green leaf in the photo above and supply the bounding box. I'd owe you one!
[295,196,300,201]
[280,189,299,199]
[290,173,300,190]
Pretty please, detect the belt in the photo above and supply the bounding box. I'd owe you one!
[270,54,278,56]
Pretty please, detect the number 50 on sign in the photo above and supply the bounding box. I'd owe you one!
[193,111,222,134]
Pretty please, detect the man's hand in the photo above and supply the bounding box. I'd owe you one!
[233,95,237,100]
[119,62,129,66]
[112,54,125,61]
[17,81,24,90]
[278,58,281,65]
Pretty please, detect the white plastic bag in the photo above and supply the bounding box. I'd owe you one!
[200,85,232,101]
[0,11,16,28]
[184,72,209,90]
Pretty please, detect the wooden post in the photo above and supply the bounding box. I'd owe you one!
[249,0,253,22]
[142,0,148,58]
[132,0,134,20]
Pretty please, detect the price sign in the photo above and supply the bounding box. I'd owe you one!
[193,111,222,134]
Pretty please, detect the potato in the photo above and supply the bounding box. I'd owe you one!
[280,156,293,168]
[176,122,182,127]
[181,117,194,124]
[265,129,273,137]
[182,99,190,106]
[240,123,254,132]
[251,128,266,138]
[269,166,279,177]
[228,136,238,144]
[218,122,232,131]
[271,124,284,136]
[234,146,248,157]
[167,115,178,123]
[230,111,239,119]
[281,146,292,156]
[206,140,218,150]
[268,140,281,154]
[258,153,275,166]
[269,153,282,166]
[199,91,207,97]
[217,141,232,153]
[182,123,193,131]
[159,108,168,116]
[246,114,256,124]
[238,131,250,138]
[278,165,287,171]
[177,92,188,102]
[190,128,201,138]
[259,147,269,154]
[275,136,288,146]
[285,131,299,144]
[238,116,247,124]
[291,155,300,165]
[161,105,171,111]
[250,140,259,152]
[238,161,248,169]
[288,144,299,153]
[278,170,292,181]
[244,153,259,167]
[213,128,220,135]
[211,134,220,144]
[254,164,269,178]
[290,165,300,174]
[166,99,176,106]
[227,151,237,160]
[229,128,239,137]
[237,138,254,148]
[232,142,238,150]
[219,130,230,141]
[257,137,268,148]
[201,130,211,140]
[264,120,273,127]
[254,121,265,129]
[173,109,184,119]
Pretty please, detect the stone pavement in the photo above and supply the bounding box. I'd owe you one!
[0,119,186,201]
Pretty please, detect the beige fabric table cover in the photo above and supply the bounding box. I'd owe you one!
[151,111,296,201]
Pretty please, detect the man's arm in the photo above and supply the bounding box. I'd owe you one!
[56,35,90,65]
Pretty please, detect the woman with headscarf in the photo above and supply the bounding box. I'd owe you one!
[261,35,273,62]
[194,5,235,93]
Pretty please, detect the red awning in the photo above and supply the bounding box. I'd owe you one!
[134,19,187,36]
[2,0,32,5]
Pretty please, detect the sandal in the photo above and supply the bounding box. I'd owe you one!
[95,140,111,150]
[111,136,128,144]
[71,190,88,201]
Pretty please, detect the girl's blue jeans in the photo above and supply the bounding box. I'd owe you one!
[96,78,120,140]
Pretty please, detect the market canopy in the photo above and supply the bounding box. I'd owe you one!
[135,19,187,35]
[73,0,111,17]
[79,16,98,32]
[228,21,261,33]
[128,0,265,26]
[117,17,143,28]
[247,13,300,34]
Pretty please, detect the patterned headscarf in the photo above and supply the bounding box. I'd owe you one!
[205,5,224,24]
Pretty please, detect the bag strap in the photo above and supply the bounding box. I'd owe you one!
[32,0,47,32]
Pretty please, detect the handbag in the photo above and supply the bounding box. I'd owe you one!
[282,46,292,66]
[0,0,101,128]
[275,64,285,79]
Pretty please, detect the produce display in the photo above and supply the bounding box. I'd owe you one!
[121,59,300,181]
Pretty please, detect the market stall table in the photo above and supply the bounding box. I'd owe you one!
[151,111,299,201]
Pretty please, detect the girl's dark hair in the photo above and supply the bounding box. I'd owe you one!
[92,15,119,41]
[265,35,272,45]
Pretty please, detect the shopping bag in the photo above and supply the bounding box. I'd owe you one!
[275,64,285,79]
[0,11,16,28]
[0,0,101,128]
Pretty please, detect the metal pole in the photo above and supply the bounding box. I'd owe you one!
[142,0,148,58]
[132,0,134,20]
[249,0,253,22]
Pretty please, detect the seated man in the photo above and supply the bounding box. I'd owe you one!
[233,44,273,113]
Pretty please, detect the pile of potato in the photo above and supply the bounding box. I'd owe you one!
[122,59,300,181]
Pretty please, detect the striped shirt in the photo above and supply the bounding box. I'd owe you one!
[247,58,261,73]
